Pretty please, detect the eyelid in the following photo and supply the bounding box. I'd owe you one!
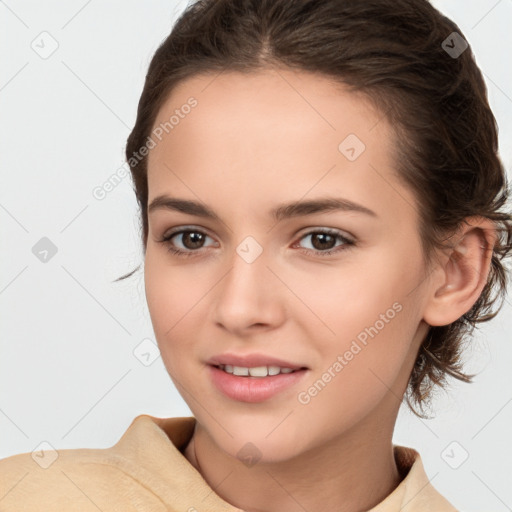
[294,225,355,242]
[162,225,355,241]
[159,225,356,257]
[292,228,355,257]
[162,225,218,248]
[163,224,214,238]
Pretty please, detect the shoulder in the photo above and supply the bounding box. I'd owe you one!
[0,446,153,511]
[0,414,185,511]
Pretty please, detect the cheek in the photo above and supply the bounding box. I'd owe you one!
[143,249,205,363]
[295,303,417,443]
[290,247,420,346]
[294,252,423,406]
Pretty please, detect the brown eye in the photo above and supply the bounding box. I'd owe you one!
[296,229,355,257]
[174,231,207,250]
[159,228,216,257]
[309,232,337,251]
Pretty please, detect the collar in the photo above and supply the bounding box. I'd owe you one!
[105,414,456,512]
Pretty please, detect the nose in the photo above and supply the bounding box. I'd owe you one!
[212,244,286,335]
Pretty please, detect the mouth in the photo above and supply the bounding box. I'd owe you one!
[211,363,308,378]
[208,364,309,402]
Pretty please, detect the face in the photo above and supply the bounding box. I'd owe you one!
[144,68,432,462]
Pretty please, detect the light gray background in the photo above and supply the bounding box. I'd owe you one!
[1,1,511,510]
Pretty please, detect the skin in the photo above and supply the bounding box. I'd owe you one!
[143,67,496,512]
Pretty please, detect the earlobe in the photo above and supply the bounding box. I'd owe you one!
[422,218,497,327]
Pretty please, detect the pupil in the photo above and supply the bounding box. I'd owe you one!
[185,232,204,249]
[312,233,335,250]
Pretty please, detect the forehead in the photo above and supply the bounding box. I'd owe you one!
[146,68,414,224]
[150,68,387,155]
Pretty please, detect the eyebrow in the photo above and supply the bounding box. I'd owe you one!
[148,195,377,221]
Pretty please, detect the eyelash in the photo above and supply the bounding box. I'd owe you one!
[158,227,356,259]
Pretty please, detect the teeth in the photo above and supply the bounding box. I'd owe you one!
[233,366,249,376]
[248,366,268,377]
[268,366,280,376]
[218,365,298,377]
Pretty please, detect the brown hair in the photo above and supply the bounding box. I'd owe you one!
[118,0,512,416]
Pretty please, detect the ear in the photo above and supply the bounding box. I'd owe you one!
[422,217,497,327]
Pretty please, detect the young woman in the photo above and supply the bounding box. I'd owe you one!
[1,0,511,510]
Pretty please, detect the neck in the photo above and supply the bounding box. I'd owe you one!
[183,407,401,512]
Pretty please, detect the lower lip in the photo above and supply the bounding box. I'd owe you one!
[208,365,308,403]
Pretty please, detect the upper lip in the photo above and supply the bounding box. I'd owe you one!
[207,353,307,370]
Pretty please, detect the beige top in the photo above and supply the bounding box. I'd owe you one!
[0,414,458,511]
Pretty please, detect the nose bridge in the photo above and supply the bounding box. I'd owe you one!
[221,236,270,303]
[213,235,284,330]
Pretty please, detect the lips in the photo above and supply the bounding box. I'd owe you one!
[206,353,307,370]
[208,364,309,402]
